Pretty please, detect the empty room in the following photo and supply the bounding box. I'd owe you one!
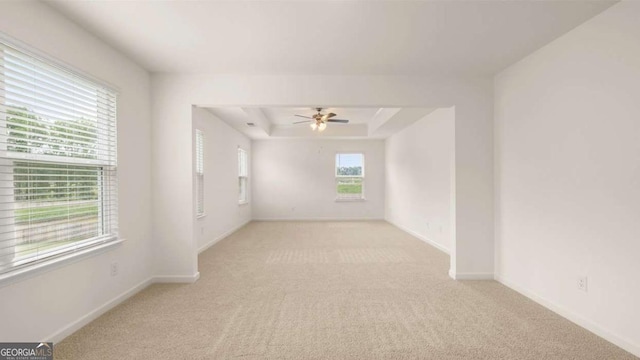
[0,1,638,359]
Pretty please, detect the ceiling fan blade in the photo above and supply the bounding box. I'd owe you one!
[293,120,312,124]
[322,112,337,121]
[327,119,349,123]
[295,114,313,119]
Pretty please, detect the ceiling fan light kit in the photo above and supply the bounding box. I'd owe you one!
[295,107,350,132]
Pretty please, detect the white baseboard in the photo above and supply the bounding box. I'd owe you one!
[198,220,251,254]
[41,221,244,345]
[153,272,200,284]
[39,218,262,345]
[386,219,450,255]
[46,277,153,343]
[46,271,201,343]
[449,269,494,280]
[495,274,640,358]
[253,217,385,222]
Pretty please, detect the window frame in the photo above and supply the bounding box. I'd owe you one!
[335,152,366,202]
[238,147,248,205]
[0,34,121,284]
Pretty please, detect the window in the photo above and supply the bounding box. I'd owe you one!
[195,129,204,217]
[238,147,248,204]
[0,39,118,276]
[335,153,365,200]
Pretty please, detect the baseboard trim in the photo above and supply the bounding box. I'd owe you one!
[386,219,450,255]
[40,221,247,345]
[253,217,385,222]
[46,277,153,343]
[449,270,494,280]
[495,274,640,358]
[153,272,200,284]
[45,271,201,343]
[198,220,251,254]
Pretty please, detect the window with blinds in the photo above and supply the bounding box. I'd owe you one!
[195,129,204,217]
[335,153,365,200]
[0,39,118,275]
[238,147,248,204]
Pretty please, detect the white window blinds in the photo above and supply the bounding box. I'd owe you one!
[195,129,204,217]
[0,39,118,275]
[238,148,248,204]
[335,153,364,200]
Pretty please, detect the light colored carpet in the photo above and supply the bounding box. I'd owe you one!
[55,221,636,359]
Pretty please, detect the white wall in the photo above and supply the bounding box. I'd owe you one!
[252,139,385,220]
[192,108,251,252]
[0,1,152,342]
[386,108,454,254]
[494,1,640,356]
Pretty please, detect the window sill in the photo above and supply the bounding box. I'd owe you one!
[238,201,249,206]
[335,198,367,202]
[0,238,125,289]
[197,213,207,219]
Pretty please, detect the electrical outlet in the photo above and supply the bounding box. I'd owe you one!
[110,262,119,277]
[577,276,588,292]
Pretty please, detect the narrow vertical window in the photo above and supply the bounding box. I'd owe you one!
[195,129,204,217]
[238,148,248,204]
[335,153,365,200]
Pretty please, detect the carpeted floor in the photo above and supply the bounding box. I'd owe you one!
[55,221,636,359]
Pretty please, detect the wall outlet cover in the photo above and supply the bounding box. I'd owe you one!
[577,276,588,292]
[110,262,119,277]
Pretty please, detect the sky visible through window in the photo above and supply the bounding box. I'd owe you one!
[4,48,105,162]
[336,153,363,176]
[5,51,101,123]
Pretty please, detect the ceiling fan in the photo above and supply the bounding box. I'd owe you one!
[293,108,349,132]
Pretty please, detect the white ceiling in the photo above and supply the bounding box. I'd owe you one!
[205,106,434,139]
[46,0,615,76]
